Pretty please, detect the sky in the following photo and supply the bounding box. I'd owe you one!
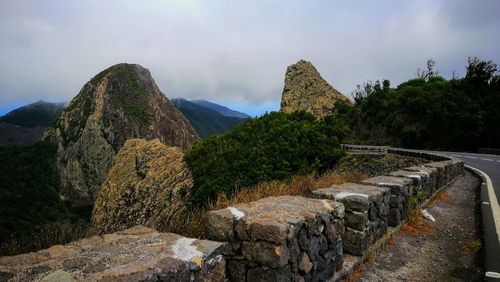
[1,0,499,116]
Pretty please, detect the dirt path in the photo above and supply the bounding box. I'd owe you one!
[355,171,483,282]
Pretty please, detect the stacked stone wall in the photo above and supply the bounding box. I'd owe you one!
[312,184,389,256]
[205,196,345,281]
[0,147,464,282]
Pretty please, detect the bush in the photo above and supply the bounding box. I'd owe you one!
[185,111,348,206]
[0,142,92,243]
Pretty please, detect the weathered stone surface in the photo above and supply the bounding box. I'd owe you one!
[313,183,389,254]
[0,226,225,282]
[344,227,368,257]
[91,138,193,233]
[389,170,430,202]
[405,165,438,194]
[280,60,351,118]
[299,253,313,273]
[361,176,413,197]
[424,159,463,184]
[43,63,199,204]
[206,196,345,282]
[40,270,75,282]
[360,175,414,226]
[242,241,289,268]
[344,210,369,231]
[247,265,292,282]
[388,208,402,227]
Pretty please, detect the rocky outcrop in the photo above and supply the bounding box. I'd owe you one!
[0,226,226,281]
[280,60,350,118]
[43,64,199,204]
[91,139,193,233]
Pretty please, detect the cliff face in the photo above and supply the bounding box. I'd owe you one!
[280,60,350,118]
[91,139,193,233]
[43,63,199,204]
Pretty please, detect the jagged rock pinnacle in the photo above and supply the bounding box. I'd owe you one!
[280,60,350,117]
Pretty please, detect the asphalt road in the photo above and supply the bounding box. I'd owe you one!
[435,151,500,280]
[444,152,500,205]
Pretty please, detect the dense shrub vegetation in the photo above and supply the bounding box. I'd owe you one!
[344,57,500,151]
[0,142,91,244]
[185,111,348,205]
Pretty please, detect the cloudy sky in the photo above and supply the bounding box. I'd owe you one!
[1,0,499,116]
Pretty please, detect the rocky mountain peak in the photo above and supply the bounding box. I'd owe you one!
[280,60,350,118]
[43,63,199,204]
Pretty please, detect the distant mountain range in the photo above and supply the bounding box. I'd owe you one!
[0,97,249,145]
[171,98,248,138]
[0,100,66,145]
[190,99,250,118]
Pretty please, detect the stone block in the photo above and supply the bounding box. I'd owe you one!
[405,165,438,194]
[313,183,390,254]
[389,170,430,200]
[0,226,226,282]
[344,210,368,231]
[360,175,414,226]
[423,161,446,188]
[205,196,345,282]
[343,227,368,256]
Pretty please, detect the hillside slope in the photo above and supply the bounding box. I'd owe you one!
[171,98,247,138]
[0,100,65,145]
[191,99,250,118]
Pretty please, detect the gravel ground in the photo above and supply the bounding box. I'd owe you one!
[355,171,483,282]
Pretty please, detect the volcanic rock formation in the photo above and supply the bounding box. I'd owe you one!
[91,139,193,233]
[43,63,199,204]
[280,60,350,117]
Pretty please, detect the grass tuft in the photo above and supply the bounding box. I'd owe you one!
[401,210,436,236]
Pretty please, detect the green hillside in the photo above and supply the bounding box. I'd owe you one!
[171,98,248,138]
[0,100,65,127]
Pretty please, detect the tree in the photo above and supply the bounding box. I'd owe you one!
[465,56,498,86]
[416,59,439,81]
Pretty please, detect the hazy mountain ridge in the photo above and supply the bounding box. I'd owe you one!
[191,99,250,118]
[171,98,248,138]
[0,100,66,145]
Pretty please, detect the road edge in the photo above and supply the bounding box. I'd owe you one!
[464,165,500,281]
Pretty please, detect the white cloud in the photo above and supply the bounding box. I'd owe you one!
[0,0,499,114]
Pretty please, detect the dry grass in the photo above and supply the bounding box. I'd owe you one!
[167,171,367,239]
[212,171,367,210]
[400,210,436,236]
[462,239,481,254]
[351,267,365,280]
[385,237,396,248]
[430,191,451,206]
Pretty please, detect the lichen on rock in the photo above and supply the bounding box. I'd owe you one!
[91,138,193,233]
[280,59,351,118]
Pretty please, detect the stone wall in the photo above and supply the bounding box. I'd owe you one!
[205,147,463,282]
[205,196,345,281]
[312,184,390,256]
[360,176,413,226]
[0,148,464,282]
[0,226,225,281]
